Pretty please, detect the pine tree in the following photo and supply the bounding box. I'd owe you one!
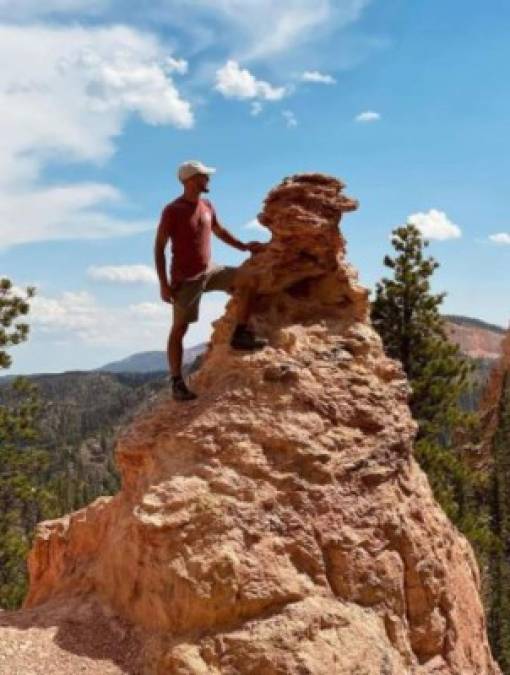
[0,379,59,607]
[0,279,58,608]
[487,371,510,668]
[371,224,492,551]
[0,278,34,368]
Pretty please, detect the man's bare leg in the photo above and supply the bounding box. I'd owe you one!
[168,320,197,400]
[168,320,188,377]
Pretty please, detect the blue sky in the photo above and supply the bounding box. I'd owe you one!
[1,0,509,374]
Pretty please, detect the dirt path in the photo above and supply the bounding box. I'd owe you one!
[0,599,143,675]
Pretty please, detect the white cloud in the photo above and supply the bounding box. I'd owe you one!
[355,110,381,123]
[2,1,372,64]
[0,23,192,247]
[0,184,151,248]
[243,218,270,243]
[30,291,102,336]
[0,0,106,19]
[164,56,188,75]
[51,31,192,129]
[301,70,336,84]
[282,110,298,128]
[28,288,226,349]
[250,101,263,116]
[215,60,286,100]
[191,0,370,62]
[56,1,336,64]
[244,218,266,232]
[489,233,510,245]
[29,290,171,347]
[87,265,158,284]
[0,25,192,163]
[128,301,165,318]
[407,209,462,241]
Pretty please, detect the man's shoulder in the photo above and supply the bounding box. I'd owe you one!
[163,196,186,213]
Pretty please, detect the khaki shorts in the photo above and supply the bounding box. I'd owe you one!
[172,264,238,325]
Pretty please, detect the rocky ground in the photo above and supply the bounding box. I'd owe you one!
[0,600,143,674]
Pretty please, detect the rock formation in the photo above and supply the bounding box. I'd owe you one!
[4,174,500,673]
[446,320,505,361]
[476,326,510,472]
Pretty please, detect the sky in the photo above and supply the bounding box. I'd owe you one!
[1,0,509,375]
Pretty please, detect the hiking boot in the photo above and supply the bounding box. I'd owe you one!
[230,325,268,351]
[171,376,197,401]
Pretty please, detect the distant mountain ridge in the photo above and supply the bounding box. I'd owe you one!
[0,344,207,381]
[445,315,506,360]
[97,343,207,374]
[444,315,506,334]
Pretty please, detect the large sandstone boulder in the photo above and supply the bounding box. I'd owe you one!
[16,175,500,673]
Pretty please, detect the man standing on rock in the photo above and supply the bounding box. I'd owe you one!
[155,160,267,401]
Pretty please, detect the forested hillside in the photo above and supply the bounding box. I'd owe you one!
[0,371,168,511]
[0,368,176,606]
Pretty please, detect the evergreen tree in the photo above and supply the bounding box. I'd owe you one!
[0,279,57,608]
[0,378,59,607]
[0,278,34,368]
[371,225,492,552]
[487,371,510,668]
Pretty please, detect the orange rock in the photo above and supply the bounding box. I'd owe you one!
[18,175,500,673]
[476,325,510,472]
[446,321,505,360]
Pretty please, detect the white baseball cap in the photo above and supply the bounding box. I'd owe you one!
[177,160,216,183]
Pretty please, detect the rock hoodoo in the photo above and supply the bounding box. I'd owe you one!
[12,175,500,673]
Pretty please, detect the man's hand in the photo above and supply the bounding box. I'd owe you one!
[160,283,175,304]
[244,241,267,254]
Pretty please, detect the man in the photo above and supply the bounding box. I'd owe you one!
[154,160,268,401]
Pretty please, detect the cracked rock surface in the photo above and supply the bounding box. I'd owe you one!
[13,175,500,674]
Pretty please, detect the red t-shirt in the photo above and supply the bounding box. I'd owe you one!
[158,196,218,286]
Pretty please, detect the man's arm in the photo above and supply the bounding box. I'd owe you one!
[212,216,266,254]
[211,219,248,252]
[154,210,174,303]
